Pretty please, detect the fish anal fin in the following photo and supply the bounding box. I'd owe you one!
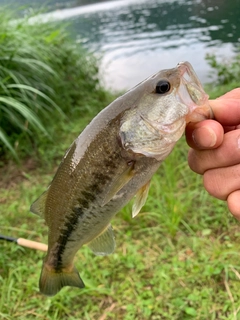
[39,263,84,296]
[88,224,115,256]
[132,180,151,218]
[101,162,135,206]
[30,190,48,217]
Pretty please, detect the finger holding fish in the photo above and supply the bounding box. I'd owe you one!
[185,88,240,221]
[185,89,240,150]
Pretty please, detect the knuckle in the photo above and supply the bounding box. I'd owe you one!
[203,170,227,200]
[188,149,205,174]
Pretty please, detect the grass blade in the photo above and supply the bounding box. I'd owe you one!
[0,127,18,160]
[0,96,47,135]
[6,84,64,115]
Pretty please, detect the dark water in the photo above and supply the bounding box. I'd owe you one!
[1,0,240,90]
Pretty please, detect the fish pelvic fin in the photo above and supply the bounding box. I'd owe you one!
[132,180,151,218]
[88,224,116,256]
[39,263,85,296]
[30,190,48,217]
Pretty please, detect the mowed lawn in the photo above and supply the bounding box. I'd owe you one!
[1,120,240,319]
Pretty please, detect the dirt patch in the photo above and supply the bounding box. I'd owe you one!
[0,158,38,189]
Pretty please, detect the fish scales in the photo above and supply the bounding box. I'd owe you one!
[46,115,160,260]
[30,62,212,296]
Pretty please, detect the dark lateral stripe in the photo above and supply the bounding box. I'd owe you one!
[55,190,96,267]
[54,169,115,267]
[81,190,96,202]
[55,207,83,268]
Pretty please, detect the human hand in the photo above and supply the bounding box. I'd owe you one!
[185,88,240,219]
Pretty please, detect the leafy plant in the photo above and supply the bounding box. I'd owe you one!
[0,9,103,160]
[205,52,240,98]
[206,52,240,85]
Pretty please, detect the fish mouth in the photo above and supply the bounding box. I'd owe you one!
[177,61,213,123]
[140,61,213,140]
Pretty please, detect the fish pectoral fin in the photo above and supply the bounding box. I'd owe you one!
[88,224,116,256]
[132,180,151,218]
[101,162,135,206]
[39,263,84,296]
[30,190,48,217]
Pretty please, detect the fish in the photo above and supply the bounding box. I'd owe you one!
[30,61,212,296]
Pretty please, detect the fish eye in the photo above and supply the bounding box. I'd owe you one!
[156,80,171,94]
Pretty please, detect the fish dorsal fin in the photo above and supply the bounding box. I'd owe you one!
[30,190,48,217]
[101,162,135,206]
[132,180,151,218]
[88,224,115,256]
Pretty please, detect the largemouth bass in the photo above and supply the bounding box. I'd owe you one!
[31,62,212,296]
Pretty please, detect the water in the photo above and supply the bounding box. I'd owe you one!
[1,0,240,91]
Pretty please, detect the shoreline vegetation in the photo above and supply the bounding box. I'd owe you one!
[1,10,240,320]
[0,9,112,163]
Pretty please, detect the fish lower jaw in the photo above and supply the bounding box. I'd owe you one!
[123,119,186,161]
[154,118,186,148]
[129,142,175,161]
[186,103,213,123]
[157,117,186,135]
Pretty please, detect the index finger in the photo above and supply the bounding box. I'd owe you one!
[217,88,240,99]
[209,94,240,126]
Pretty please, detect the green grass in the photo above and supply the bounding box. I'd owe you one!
[1,94,240,319]
[1,17,240,319]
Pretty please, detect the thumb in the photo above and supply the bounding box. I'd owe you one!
[185,120,224,150]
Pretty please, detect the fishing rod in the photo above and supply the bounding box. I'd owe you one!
[0,234,48,252]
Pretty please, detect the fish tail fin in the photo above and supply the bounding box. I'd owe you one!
[39,263,85,296]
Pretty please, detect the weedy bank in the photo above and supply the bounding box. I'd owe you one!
[0,9,107,162]
[1,12,240,319]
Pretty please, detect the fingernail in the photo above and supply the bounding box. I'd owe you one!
[192,126,217,148]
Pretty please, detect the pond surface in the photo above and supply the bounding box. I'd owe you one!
[1,0,240,91]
